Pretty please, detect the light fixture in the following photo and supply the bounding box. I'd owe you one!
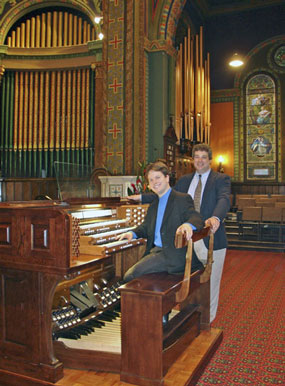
[94,15,104,40]
[94,16,102,24]
[229,53,244,67]
[217,155,225,173]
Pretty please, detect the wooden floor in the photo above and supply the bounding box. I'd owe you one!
[54,328,222,386]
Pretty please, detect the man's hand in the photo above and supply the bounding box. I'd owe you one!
[127,194,142,202]
[205,217,220,233]
[176,223,193,241]
[117,231,134,241]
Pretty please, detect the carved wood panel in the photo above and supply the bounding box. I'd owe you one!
[0,209,70,271]
[0,269,40,361]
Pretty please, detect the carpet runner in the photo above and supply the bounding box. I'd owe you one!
[197,249,284,385]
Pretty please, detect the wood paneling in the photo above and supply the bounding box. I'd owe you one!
[232,182,285,196]
[2,178,58,201]
[210,102,234,177]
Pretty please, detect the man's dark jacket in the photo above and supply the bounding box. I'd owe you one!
[134,189,204,274]
[142,170,231,251]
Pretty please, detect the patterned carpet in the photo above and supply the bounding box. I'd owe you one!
[197,249,285,385]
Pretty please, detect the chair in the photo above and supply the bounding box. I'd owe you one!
[262,206,282,222]
[175,227,214,303]
[255,200,275,207]
[261,207,282,242]
[282,207,285,224]
[237,198,256,211]
[276,196,285,202]
[252,194,269,200]
[235,194,252,206]
[271,194,282,199]
[238,206,262,240]
[275,202,285,208]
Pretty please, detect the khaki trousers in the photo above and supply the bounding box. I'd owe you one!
[194,239,226,323]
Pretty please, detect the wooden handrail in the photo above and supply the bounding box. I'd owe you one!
[174,226,214,303]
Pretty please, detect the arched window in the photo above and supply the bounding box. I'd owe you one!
[245,73,277,180]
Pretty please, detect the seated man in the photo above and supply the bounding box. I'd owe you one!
[118,161,204,283]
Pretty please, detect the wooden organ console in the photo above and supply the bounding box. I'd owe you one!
[0,198,222,386]
[0,199,147,385]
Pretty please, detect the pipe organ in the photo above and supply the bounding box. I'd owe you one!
[5,10,96,48]
[0,199,148,383]
[1,68,95,177]
[175,26,211,144]
[0,8,102,179]
[0,199,222,385]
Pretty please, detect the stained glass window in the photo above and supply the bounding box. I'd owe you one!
[245,74,276,180]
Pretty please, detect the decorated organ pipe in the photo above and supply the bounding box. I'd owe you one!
[1,66,95,176]
[1,8,99,177]
[6,10,97,48]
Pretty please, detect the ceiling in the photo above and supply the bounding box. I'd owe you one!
[190,0,285,17]
[181,0,285,89]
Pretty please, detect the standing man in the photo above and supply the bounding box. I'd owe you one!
[119,161,204,283]
[130,144,231,322]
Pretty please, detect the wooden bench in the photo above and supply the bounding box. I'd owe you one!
[119,227,221,386]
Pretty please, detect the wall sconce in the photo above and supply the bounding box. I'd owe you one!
[217,155,225,173]
[229,53,244,68]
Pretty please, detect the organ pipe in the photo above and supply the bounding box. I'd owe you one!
[66,70,72,149]
[26,19,30,48]
[36,15,40,47]
[59,12,63,47]
[56,71,61,149]
[1,8,99,177]
[41,71,46,148]
[13,72,19,148]
[33,72,39,148]
[41,13,46,47]
[72,70,76,148]
[77,69,81,148]
[31,17,35,48]
[85,69,90,148]
[23,72,28,149]
[50,71,56,149]
[81,69,86,148]
[29,73,33,149]
[18,72,24,149]
[8,68,92,152]
[74,15,78,45]
[6,10,97,48]
[68,13,73,45]
[53,11,58,47]
[176,26,211,144]
[64,12,68,46]
[78,17,83,45]
[61,71,67,149]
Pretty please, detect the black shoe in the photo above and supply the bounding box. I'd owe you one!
[162,312,170,325]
